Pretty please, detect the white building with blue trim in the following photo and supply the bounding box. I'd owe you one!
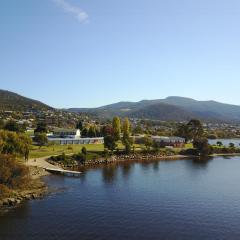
[48,128,104,145]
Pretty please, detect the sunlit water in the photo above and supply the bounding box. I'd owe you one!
[1,157,240,240]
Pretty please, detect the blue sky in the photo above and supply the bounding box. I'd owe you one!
[1,0,240,108]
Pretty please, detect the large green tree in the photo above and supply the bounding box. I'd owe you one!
[33,132,48,148]
[186,119,204,141]
[112,116,121,141]
[81,127,88,137]
[176,119,204,142]
[76,120,83,131]
[122,118,133,153]
[0,130,32,160]
[88,125,97,138]
[104,135,117,152]
[193,137,211,156]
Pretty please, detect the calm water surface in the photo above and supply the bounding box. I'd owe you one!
[209,138,240,147]
[1,157,240,240]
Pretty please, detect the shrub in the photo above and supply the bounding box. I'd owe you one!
[0,154,30,190]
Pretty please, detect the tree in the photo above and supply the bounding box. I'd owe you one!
[0,130,32,159]
[4,120,21,132]
[33,133,48,148]
[19,133,32,161]
[153,141,160,152]
[123,139,132,154]
[34,122,47,133]
[0,154,30,190]
[122,118,133,153]
[186,119,204,141]
[133,125,144,134]
[122,118,131,139]
[229,142,235,148]
[76,120,83,131]
[104,135,117,152]
[88,125,97,138]
[216,141,223,147]
[121,118,133,153]
[81,127,88,137]
[144,136,153,151]
[112,116,121,141]
[81,146,87,155]
[101,125,114,137]
[193,137,211,156]
[175,124,189,142]
[0,119,5,129]
[176,119,204,142]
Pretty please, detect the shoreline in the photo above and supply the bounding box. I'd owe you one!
[2,152,240,214]
[47,152,240,170]
[0,167,49,214]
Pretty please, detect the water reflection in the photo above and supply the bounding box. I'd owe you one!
[79,171,87,183]
[121,163,133,178]
[152,161,160,171]
[191,157,213,167]
[102,165,118,183]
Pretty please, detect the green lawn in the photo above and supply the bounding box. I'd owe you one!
[29,142,193,159]
[29,144,104,159]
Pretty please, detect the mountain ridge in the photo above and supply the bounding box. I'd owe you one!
[1,89,240,123]
[67,96,240,122]
[0,89,53,111]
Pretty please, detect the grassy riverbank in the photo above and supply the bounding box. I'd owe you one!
[29,143,193,159]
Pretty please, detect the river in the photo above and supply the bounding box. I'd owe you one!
[209,138,240,147]
[1,156,240,240]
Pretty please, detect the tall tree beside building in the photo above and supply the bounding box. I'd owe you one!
[88,125,97,138]
[122,118,133,153]
[112,116,121,141]
[81,127,88,137]
[122,118,131,139]
[76,120,83,131]
[176,119,204,142]
[186,119,204,141]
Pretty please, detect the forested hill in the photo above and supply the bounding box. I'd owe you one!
[68,96,240,123]
[0,90,53,111]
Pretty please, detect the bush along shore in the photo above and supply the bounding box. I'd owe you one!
[0,155,49,212]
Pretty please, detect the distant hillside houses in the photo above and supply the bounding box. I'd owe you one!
[48,128,104,145]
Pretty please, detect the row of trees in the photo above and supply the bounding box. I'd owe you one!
[104,116,133,153]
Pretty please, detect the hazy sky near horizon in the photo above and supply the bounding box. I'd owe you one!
[1,0,240,108]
